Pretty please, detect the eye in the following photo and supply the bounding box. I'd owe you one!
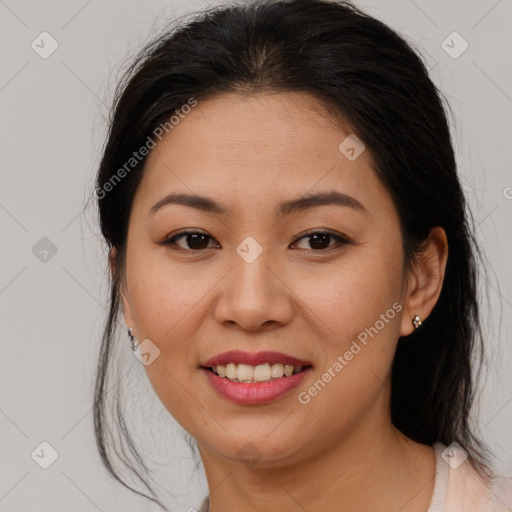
[159,229,349,252]
[290,230,349,251]
[159,230,220,251]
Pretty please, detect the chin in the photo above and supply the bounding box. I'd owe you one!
[197,425,316,469]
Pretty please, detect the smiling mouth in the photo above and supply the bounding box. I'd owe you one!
[203,363,313,384]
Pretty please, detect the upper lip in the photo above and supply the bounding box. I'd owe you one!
[201,350,313,368]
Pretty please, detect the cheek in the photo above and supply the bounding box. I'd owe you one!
[125,253,211,421]
[294,241,404,348]
[294,254,404,438]
[123,251,202,395]
[295,241,405,417]
[126,244,210,340]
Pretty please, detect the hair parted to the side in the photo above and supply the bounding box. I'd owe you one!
[94,0,493,508]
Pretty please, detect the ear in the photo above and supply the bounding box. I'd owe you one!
[109,247,135,329]
[400,226,448,337]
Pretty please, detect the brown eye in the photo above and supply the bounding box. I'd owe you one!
[291,231,348,251]
[161,231,219,251]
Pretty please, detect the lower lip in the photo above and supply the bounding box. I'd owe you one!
[201,367,313,404]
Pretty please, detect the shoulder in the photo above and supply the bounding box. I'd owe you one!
[485,476,512,510]
[439,443,512,511]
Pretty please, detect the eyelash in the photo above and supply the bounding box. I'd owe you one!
[159,229,350,252]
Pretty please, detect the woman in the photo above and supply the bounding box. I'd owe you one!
[93,0,512,510]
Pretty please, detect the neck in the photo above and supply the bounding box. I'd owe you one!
[198,401,436,512]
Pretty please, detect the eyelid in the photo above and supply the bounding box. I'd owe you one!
[292,228,349,242]
[158,229,219,249]
[289,229,350,250]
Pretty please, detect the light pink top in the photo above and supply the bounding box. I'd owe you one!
[428,442,512,511]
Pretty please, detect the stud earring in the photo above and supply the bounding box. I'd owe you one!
[127,327,139,351]
[412,315,422,329]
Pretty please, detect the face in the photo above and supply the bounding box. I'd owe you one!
[119,91,416,469]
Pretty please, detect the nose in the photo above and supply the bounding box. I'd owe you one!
[212,246,294,332]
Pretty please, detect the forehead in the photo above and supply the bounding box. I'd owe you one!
[134,91,391,217]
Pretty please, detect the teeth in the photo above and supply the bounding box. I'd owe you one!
[225,363,237,379]
[254,364,271,382]
[271,363,284,378]
[237,364,253,383]
[211,363,305,383]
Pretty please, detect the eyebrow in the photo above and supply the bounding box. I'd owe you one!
[148,190,368,217]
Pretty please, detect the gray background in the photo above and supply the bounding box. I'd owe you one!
[0,0,511,510]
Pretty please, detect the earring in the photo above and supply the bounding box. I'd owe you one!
[127,327,139,351]
[412,315,422,329]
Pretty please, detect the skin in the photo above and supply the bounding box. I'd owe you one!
[117,91,449,512]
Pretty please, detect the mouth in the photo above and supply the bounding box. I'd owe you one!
[199,351,314,404]
[203,362,313,383]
